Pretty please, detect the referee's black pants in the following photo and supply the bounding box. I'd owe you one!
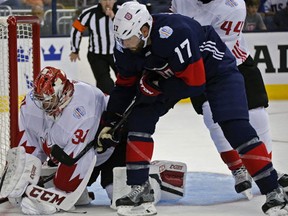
[87,52,117,94]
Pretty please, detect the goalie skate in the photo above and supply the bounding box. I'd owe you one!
[232,166,253,200]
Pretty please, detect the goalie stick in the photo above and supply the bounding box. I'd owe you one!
[51,99,137,166]
[0,167,8,204]
[51,140,95,167]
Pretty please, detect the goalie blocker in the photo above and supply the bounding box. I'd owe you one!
[111,160,187,209]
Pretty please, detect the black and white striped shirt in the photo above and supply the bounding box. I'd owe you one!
[70,3,117,55]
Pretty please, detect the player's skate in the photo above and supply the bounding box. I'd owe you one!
[116,181,157,216]
[232,165,253,200]
[262,187,288,216]
[278,172,288,193]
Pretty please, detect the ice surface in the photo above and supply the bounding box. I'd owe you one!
[1,101,287,216]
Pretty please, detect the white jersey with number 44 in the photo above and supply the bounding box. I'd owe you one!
[171,0,249,65]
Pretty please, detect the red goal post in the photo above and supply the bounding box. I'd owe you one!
[0,16,40,175]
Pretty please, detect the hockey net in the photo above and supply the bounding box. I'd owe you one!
[0,16,40,176]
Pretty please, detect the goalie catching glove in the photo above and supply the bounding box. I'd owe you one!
[97,111,124,154]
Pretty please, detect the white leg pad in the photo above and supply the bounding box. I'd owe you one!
[151,160,187,200]
[111,160,187,209]
[41,164,57,189]
[111,167,131,210]
[0,147,42,198]
[21,196,57,215]
[75,188,92,206]
[25,156,96,211]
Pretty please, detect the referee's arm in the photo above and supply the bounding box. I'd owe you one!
[69,11,89,62]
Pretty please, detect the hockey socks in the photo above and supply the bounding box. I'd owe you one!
[239,142,278,194]
[220,150,243,171]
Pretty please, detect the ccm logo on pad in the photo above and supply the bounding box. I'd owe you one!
[28,186,66,206]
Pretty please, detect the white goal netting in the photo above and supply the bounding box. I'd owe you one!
[0,16,38,175]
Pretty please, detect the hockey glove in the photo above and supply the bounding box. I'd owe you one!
[96,111,122,154]
[97,127,119,153]
[139,71,162,97]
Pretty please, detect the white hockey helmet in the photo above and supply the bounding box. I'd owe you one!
[113,1,152,48]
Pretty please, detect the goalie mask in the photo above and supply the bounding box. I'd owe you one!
[33,66,74,118]
[113,1,152,49]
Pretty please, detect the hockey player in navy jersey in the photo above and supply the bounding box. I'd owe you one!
[97,2,288,216]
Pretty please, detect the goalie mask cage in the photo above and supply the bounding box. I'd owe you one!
[0,16,40,175]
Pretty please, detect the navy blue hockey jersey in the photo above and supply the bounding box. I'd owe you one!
[108,13,242,119]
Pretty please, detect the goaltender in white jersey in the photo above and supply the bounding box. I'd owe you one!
[171,0,288,202]
[0,66,116,214]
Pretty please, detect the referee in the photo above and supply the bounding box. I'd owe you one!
[70,0,118,94]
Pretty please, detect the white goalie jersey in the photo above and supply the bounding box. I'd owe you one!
[18,81,113,167]
[0,80,118,214]
[171,0,249,66]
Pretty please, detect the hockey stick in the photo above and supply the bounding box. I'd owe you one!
[51,99,137,166]
[0,166,8,194]
[51,140,95,167]
[0,170,8,204]
[0,197,8,204]
[109,98,136,139]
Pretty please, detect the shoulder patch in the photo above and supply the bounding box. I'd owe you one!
[225,0,238,7]
[73,106,86,119]
[159,26,173,39]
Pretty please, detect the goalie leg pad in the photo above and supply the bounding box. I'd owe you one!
[21,196,57,215]
[111,160,187,209]
[150,160,187,200]
[25,156,96,211]
[75,188,92,206]
[0,146,41,198]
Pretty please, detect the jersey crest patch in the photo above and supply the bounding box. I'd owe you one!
[73,106,86,119]
[159,26,173,39]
